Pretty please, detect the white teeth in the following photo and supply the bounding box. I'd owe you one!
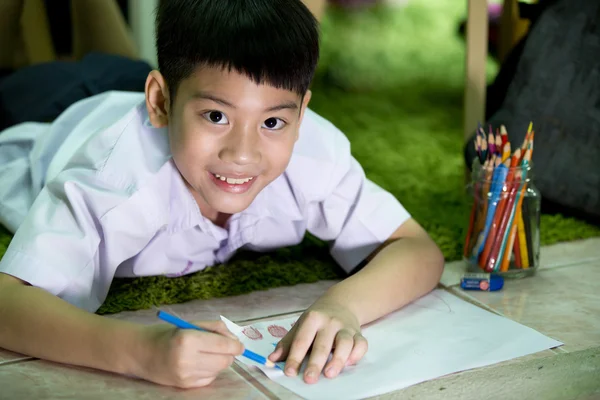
[214,174,253,184]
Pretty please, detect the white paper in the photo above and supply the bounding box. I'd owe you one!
[221,289,562,400]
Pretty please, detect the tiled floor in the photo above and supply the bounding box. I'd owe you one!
[452,260,600,353]
[0,359,268,400]
[1,238,599,399]
[0,349,32,365]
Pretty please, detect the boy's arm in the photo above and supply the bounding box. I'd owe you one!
[313,217,444,326]
[0,273,146,375]
[0,273,244,388]
[270,217,443,382]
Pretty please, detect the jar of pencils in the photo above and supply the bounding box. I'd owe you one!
[463,125,541,278]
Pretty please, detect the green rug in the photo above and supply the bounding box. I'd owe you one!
[0,1,599,315]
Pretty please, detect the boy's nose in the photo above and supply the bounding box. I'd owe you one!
[218,127,261,166]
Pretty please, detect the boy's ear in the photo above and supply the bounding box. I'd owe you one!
[298,89,312,123]
[145,70,171,128]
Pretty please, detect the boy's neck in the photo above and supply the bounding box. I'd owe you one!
[184,180,232,228]
[212,212,232,228]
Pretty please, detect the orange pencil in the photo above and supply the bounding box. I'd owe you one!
[513,227,523,268]
[516,149,532,268]
[498,148,523,271]
[519,123,533,161]
[488,172,521,271]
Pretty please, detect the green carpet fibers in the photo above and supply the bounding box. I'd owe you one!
[0,1,599,314]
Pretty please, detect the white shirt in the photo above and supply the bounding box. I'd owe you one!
[0,91,410,312]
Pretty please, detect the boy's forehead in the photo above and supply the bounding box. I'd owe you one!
[181,66,303,101]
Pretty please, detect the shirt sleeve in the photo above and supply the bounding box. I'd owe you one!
[0,168,161,312]
[305,154,411,274]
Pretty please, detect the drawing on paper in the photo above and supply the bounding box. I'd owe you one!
[267,325,288,338]
[242,326,263,340]
[412,292,454,314]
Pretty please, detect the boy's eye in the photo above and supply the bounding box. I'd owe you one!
[262,117,286,130]
[202,111,229,125]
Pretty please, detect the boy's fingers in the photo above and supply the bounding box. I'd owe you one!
[189,331,244,356]
[193,320,239,340]
[269,339,288,361]
[324,330,354,378]
[303,329,338,383]
[347,333,368,365]
[284,323,319,377]
[192,352,236,374]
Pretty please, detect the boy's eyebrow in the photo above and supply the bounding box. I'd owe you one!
[190,92,299,112]
[265,101,298,112]
[190,92,235,108]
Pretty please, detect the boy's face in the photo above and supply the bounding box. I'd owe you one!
[146,66,311,222]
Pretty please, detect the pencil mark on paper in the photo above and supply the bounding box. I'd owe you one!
[242,326,263,340]
[412,292,454,314]
[267,325,288,338]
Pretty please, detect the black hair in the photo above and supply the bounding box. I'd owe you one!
[155,0,319,100]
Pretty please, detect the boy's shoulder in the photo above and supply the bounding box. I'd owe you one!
[48,91,171,194]
[286,109,354,200]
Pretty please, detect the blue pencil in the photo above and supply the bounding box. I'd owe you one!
[157,311,280,369]
[475,162,509,259]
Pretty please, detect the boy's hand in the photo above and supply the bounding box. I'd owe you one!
[268,301,368,384]
[138,320,244,389]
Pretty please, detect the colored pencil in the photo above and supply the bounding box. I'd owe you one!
[485,151,522,271]
[500,216,518,272]
[517,210,529,268]
[500,125,509,148]
[475,134,482,164]
[467,122,538,272]
[487,131,496,157]
[480,136,488,163]
[476,157,507,262]
[513,226,523,268]
[501,142,511,163]
[498,148,522,272]
[156,311,280,369]
[488,174,521,272]
[495,129,502,156]
[467,159,491,257]
[516,149,532,268]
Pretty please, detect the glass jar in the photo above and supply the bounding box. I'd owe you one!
[463,160,541,278]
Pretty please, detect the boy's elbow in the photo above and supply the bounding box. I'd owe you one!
[425,238,445,284]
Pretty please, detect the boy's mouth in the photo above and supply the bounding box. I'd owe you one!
[209,172,257,194]
[211,173,254,185]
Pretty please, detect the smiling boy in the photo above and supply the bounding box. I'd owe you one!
[0,0,444,389]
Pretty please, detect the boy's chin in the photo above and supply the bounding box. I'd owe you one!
[210,196,255,215]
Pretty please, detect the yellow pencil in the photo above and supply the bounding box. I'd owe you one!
[517,212,529,268]
[501,142,511,163]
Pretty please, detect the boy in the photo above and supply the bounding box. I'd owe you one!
[0,0,444,389]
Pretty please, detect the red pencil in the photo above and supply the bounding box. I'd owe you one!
[486,173,521,272]
[478,153,519,268]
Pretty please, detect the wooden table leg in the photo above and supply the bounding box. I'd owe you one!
[464,0,489,144]
[464,0,489,181]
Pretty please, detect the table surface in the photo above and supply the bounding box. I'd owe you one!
[1,238,599,400]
